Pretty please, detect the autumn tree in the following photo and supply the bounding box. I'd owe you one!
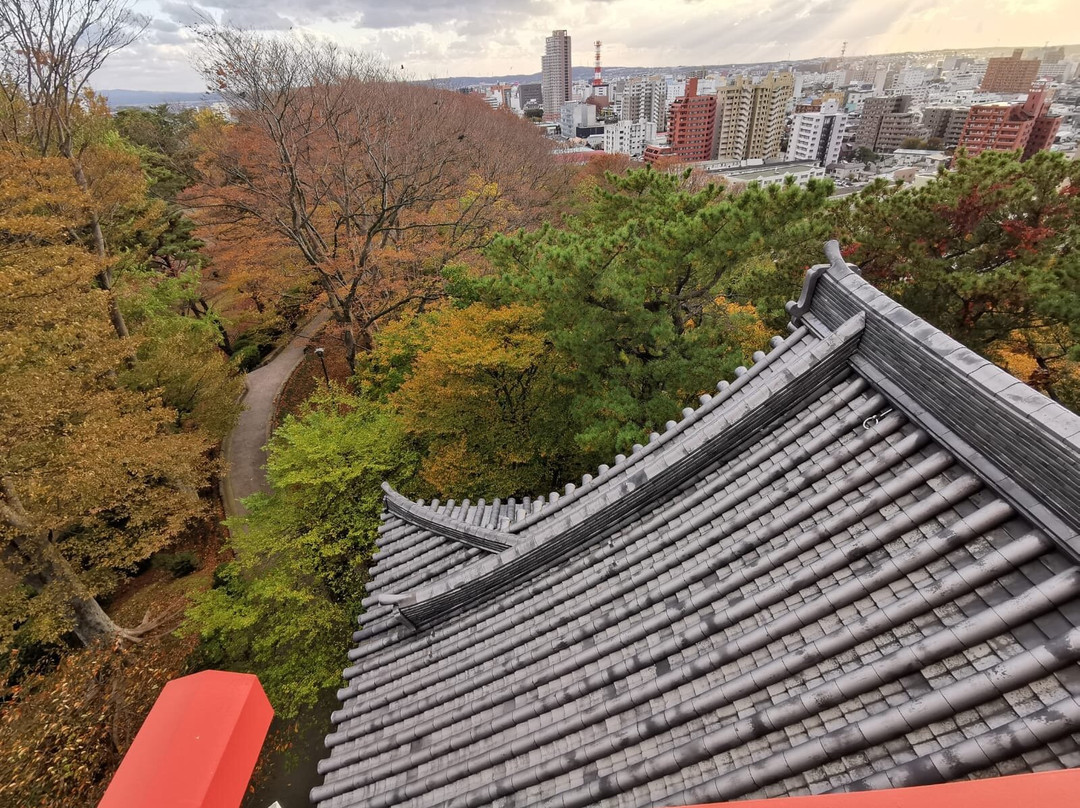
[186,28,562,371]
[480,168,833,460]
[0,144,220,647]
[0,0,147,337]
[360,304,580,497]
[839,150,1080,406]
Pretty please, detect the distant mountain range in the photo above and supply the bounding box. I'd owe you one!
[437,66,762,89]
[433,44,1079,89]
[104,43,1079,104]
[100,89,219,108]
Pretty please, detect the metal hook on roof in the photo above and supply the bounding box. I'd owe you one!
[862,408,894,430]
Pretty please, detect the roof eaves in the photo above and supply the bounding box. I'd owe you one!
[380,483,514,554]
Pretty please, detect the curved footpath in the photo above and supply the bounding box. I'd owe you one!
[222,309,333,519]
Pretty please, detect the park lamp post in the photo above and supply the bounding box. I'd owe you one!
[314,346,330,385]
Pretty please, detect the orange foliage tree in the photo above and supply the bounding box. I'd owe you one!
[0,0,147,337]
[185,29,563,371]
[0,145,217,647]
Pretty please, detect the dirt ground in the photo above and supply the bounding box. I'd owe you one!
[272,320,353,429]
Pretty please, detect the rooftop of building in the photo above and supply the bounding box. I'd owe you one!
[705,160,823,181]
[891,149,950,159]
[312,241,1080,808]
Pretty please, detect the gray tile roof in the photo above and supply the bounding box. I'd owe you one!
[312,241,1080,808]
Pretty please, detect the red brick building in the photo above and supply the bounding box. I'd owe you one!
[980,49,1041,93]
[667,78,718,162]
[957,87,1060,160]
[643,143,676,164]
[957,104,1034,157]
[1021,87,1062,160]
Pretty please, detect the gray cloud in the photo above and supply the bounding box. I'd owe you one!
[161,0,553,30]
[222,5,294,30]
[93,35,206,91]
[620,0,914,64]
[150,17,182,32]
[92,0,1069,92]
[159,1,207,26]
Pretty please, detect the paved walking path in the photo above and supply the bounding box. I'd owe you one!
[222,309,333,518]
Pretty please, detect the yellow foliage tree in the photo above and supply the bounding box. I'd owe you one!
[0,146,215,646]
[374,304,578,498]
[713,296,772,358]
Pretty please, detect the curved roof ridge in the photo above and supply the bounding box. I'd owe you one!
[380,321,811,544]
[501,323,808,534]
[801,240,1080,560]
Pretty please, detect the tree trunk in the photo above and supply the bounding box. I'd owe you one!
[70,587,126,646]
[10,529,125,646]
[343,321,358,375]
[321,277,359,373]
[99,269,130,339]
[218,322,234,356]
[65,146,130,339]
[190,298,234,355]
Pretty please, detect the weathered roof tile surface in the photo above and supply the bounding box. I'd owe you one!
[313,242,1080,808]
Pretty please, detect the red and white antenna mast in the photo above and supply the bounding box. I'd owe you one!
[593,40,603,86]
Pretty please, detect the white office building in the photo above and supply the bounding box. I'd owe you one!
[603,120,657,157]
[560,100,597,139]
[787,98,848,166]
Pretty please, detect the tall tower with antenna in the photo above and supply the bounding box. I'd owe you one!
[593,40,603,87]
[840,41,847,62]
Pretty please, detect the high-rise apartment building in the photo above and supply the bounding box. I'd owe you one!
[787,99,847,165]
[957,87,1060,160]
[922,106,971,148]
[872,67,895,94]
[855,96,918,152]
[615,78,668,131]
[1043,46,1066,64]
[1025,114,1062,160]
[541,30,572,120]
[875,112,920,151]
[1019,87,1060,159]
[713,72,795,161]
[980,49,1041,93]
[957,104,1034,157]
[667,78,718,162]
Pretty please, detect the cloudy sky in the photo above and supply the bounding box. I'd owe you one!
[97,0,1077,91]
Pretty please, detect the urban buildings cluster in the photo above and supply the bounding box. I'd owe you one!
[456,35,1078,191]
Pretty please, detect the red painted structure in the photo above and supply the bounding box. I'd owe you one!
[671,769,1080,808]
[668,78,718,162]
[643,143,676,164]
[99,670,273,808]
[957,86,1060,160]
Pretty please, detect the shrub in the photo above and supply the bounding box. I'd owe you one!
[151,551,200,578]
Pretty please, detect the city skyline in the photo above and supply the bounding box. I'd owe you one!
[97,0,1077,92]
